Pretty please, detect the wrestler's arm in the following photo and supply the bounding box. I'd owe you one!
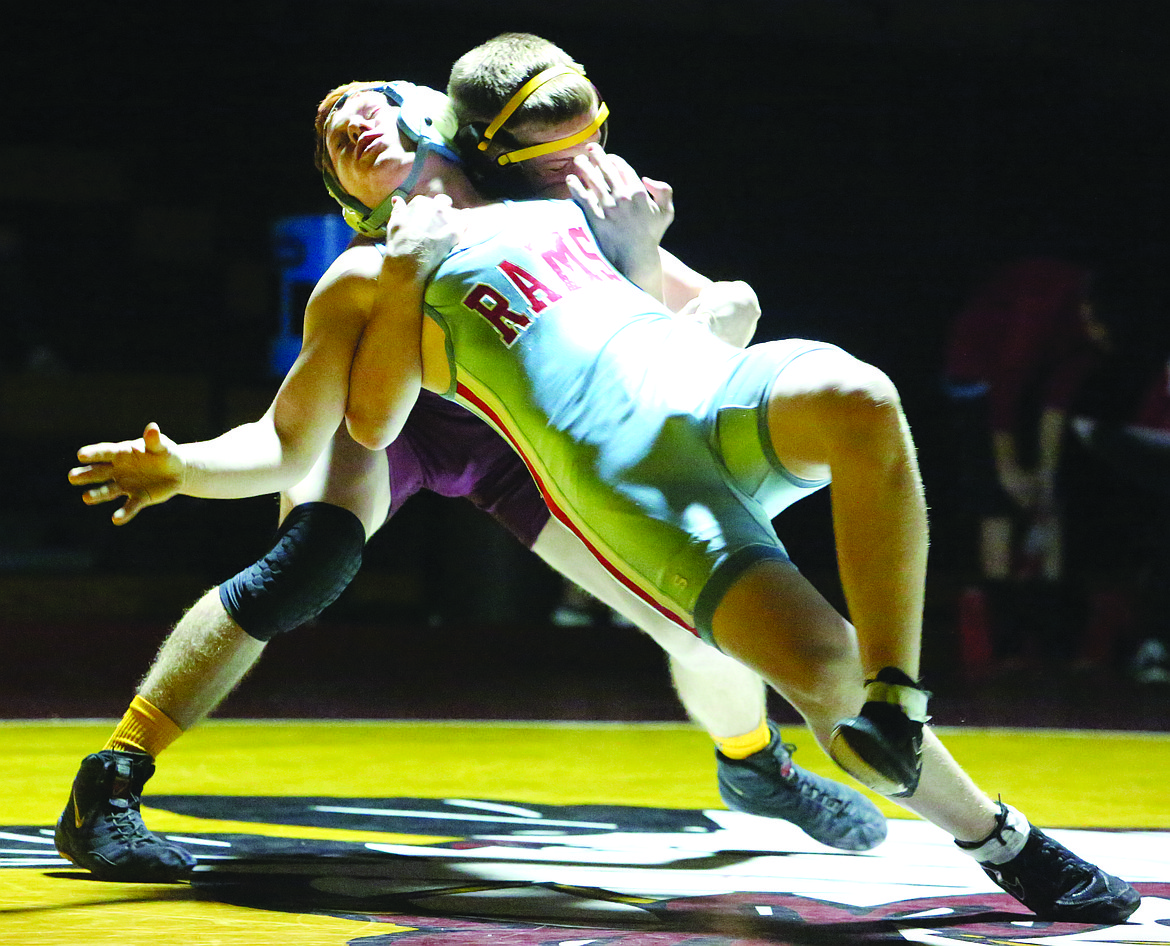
[660,250,760,348]
[569,146,759,348]
[344,255,426,451]
[69,254,374,523]
[345,195,463,451]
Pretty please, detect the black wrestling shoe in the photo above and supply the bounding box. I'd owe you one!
[829,667,930,797]
[975,826,1140,924]
[55,750,196,882]
[717,723,887,851]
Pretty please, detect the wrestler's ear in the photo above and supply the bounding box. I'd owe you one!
[454,121,529,199]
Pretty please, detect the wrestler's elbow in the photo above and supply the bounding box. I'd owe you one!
[707,280,761,348]
[345,376,420,451]
[344,409,400,451]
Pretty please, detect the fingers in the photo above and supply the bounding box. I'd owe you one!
[397,193,455,215]
[598,151,641,192]
[111,498,142,526]
[581,146,641,200]
[572,146,666,220]
[571,151,617,215]
[68,462,112,486]
[74,474,153,525]
[566,172,604,219]
[75,442,125,465]
[79,481,126,506]
[641,176,675,215]
[143,422,165,454]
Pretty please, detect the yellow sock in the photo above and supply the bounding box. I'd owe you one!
[714,719,771,759]
[103,695,184,759]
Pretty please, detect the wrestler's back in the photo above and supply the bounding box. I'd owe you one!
[424,199,741,473]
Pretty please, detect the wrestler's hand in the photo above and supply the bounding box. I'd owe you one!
[68,422,184,525]
[382,194,465,279]
[567,144,673,297]
[567,143,674,243]
[677,280,761,348]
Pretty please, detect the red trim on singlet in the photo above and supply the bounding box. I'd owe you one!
[455,381,697,634]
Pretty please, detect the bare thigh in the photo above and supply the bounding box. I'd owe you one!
[764,344,897,481]
[531,518,715,662]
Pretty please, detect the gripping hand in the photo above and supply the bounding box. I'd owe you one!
[566,144,673,294]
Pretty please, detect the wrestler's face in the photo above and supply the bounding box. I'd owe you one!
[325,90,415,208]
[506,102,605,198]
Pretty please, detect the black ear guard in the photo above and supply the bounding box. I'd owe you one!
[455,122,533,198]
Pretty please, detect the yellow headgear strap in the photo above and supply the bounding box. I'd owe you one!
[477,64,607,166]
[494,102,609,166]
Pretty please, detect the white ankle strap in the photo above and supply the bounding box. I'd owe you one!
[960,803,1031,865]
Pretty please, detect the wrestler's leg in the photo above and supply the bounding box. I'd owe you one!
[531,517,766,738]
[712,365,1139,920]
[762,346,926,679]
[135,588,265,731]
[532,518,887,850]
[137,426,389,731]
[709,556,1138,923]
[709,557,993,833]
[757,344,937,796]
[58,427,386,881]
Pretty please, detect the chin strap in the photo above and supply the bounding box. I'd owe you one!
[340,136,452,239]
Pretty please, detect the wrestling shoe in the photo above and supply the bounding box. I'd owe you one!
[717,723,887,851]
[55,749,196,882]
[829,666,929,797]
[957,802,1140,924]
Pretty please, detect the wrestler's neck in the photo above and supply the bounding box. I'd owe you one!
[403,150,492,210]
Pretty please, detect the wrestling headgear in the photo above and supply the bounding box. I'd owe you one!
[321,80,461,239]
[454,64,609,198]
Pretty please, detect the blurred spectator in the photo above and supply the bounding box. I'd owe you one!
[1072,297,1170,684]
[943,255,1113,675]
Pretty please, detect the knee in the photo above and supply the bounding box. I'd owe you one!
[219,502,365,642]
[808,360,909,467]
[769,349,912,476]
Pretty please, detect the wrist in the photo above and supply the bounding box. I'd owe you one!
[170,443,194,496]
[378,248,428,282]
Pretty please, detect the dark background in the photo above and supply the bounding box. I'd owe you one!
[2,0,1168,720]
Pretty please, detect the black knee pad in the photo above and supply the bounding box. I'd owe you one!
[219,502,365,642]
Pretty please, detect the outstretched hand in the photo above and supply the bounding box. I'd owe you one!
[68,422,184,525]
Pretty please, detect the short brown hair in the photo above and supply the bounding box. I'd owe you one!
[446,33,596,130]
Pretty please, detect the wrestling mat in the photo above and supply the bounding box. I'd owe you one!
[3,720,1169,945]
